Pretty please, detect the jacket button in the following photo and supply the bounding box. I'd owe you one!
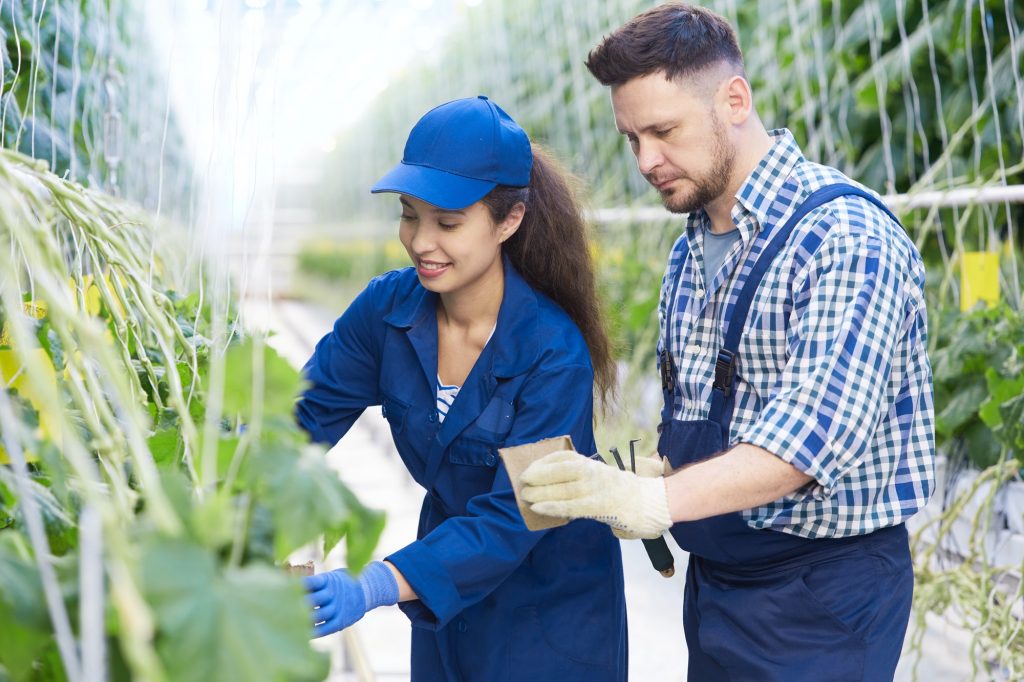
[428,412,436,423]
[457,620,468,633]
[485,453,497,466]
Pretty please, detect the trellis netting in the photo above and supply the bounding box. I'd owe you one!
[320,0,1022,311]
[312,1,1024,677]
[1,2,383,680]
[2,0,1024,680]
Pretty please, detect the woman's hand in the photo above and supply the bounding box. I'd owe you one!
[302,561,399,638]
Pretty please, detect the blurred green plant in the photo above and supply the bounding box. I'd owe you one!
[297,238,410,284]
[931,302,1024,469]
[1,1,190,214]
[0,149,383,680]
[314,0,1022,374]
[308,2,1024,677]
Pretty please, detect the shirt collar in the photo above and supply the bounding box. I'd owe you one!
[685,128,804,242]
[734,128,804,235]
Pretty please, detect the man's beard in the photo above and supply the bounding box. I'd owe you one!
[657,119,735,215]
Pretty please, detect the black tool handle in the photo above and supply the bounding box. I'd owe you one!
[642,536,675,577]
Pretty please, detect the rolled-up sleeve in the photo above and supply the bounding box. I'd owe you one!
[386,362,597,629]
[741,231,908,496]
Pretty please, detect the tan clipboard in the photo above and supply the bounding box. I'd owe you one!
[499,435,574,531]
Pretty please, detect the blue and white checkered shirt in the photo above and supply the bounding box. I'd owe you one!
[658,129,935,539]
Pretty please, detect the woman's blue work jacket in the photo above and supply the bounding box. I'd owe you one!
[297,260,627,682]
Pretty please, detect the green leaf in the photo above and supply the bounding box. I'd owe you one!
[997,393,1024,456]
[0,468,77,556]
[936,380,988,437]
[979,369,1024,431]
[246,442,382,563]
[191,491,236,553]
[334,487,386,573]
[147,429,181,467]
[138,536,328,682]
[0,534,52,680]
[193,434,243,485]
[222,339,308,422]
[962,421,1003,470]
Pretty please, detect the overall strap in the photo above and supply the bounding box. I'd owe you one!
[659,240,690,425]
[707,183,901,427]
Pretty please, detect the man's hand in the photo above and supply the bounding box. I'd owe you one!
[302,561,399,638]
[631,451,671,477]
[520,450,672,540]
[614,452,670,540]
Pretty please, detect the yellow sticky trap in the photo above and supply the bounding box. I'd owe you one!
[961,251,1000,311]
[0,348,59,464]
[0,301,48,346]
[68,275,102,316]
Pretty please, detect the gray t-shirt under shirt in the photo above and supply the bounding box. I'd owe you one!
[703,228,741,286]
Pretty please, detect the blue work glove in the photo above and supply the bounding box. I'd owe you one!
[302,561,399,638]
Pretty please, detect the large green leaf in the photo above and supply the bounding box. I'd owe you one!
[979,369,1024,431]
[245,441,384,567]
[222,338,308,422]
[962,420,1003,470]
[146,429,180,467]
[331,486,387,573]
[0,534,52,681]
[935,379,988,437]
[997,393,1024,459]
[138,536,328,682]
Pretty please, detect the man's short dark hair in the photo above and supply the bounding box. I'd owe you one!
[586,3,745,86]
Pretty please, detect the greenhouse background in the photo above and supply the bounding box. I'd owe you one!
[0,0,1022,680]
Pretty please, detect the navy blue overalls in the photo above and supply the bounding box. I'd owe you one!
[657,185,914,681]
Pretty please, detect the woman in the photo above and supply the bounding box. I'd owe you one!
[296,96,626,681]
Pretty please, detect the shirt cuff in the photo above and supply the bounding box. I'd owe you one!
[739,398,842,498]
[385,541,463,630]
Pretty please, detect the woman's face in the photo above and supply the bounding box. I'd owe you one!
[398,194,522,296]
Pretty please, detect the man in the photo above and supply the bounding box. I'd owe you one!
[519,3,935,680]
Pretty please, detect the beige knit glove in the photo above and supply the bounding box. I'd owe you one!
[612,452,671,540]
[631,452,672,477]
[520,451,672,540]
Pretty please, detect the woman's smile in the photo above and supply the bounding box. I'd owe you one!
[416,259,451,278]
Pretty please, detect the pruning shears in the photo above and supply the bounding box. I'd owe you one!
[609,439,675,578]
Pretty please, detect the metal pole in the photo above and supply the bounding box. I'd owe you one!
[589,184,1024,224]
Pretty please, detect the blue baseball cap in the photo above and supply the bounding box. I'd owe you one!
[371,96,532,210]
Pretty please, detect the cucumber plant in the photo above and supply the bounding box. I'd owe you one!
[0,149,384,681]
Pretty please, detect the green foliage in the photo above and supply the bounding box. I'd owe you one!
[0,2,190,215]
[931,303,1024,468]
[312,0,1023,376]
[239,425,385,565]
[593,225,675,369]
[223,339,309,423]
[137,536,329,682]
[0,534,51,680]
[318,0,1022,227]
[0,151,383,679]
[296,238,410,283]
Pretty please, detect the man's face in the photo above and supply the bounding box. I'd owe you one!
[611,72,736,214]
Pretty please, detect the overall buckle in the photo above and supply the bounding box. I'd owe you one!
[660,349,675,393]
[713,349,738,397]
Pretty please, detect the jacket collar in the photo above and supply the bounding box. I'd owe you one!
[382,254,539,379]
